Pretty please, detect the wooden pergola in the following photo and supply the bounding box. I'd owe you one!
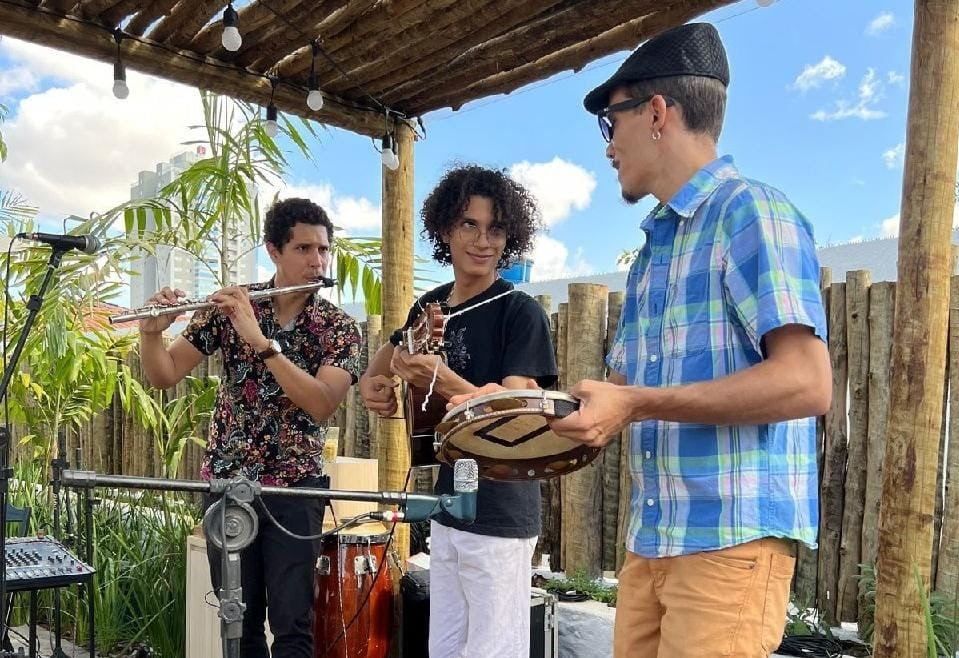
[1,2,956,657]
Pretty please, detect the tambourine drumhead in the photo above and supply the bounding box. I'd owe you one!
[434,390,600,481]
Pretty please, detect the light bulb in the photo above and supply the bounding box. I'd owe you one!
[113,60,129,99]
[264,103,279,137]
[307,89,324,111]
[756,0,774,6]
[382,147,399,171]
[222,26,242,51]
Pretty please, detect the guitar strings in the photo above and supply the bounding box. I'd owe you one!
[418,289,517,412]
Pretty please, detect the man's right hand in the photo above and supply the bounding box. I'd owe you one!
[359,374,399,417]
[138,287,186,335]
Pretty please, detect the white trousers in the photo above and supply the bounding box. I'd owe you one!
[428,521,537,658]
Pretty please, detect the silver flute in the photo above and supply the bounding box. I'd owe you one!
[109,277,337,324]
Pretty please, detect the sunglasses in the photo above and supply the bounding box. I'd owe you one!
[597,95,676,143]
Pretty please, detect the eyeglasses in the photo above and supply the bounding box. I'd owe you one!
[597,95,675,143]
[454,219,508,245]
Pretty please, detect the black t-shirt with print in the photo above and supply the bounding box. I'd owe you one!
[390,278,557,538]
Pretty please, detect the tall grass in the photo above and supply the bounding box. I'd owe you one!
[8,462,198,657]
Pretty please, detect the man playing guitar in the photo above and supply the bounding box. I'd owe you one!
[359,165,556,658]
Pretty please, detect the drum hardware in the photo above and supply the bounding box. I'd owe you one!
[316,555,331,576]
[354,553,377,576]
[109,277,337,324]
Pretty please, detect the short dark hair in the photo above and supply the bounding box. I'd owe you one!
[420,165,540,268]
[263,197,334,249]
[626,75,727,142]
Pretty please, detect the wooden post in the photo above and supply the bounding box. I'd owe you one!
[560,283,608,577]
[936,276,959,598]
[532,294,552,570]
[554,303,568,570]
[378,122,415,560]
[838,270,871,622]
[873,3,959,655]
[860,282,896,622]
[603,291,625,572]
[818,282,847,626]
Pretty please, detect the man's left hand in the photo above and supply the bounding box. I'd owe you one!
[209,286,268,350]
[550,379,641,448]
[390,348,448,389]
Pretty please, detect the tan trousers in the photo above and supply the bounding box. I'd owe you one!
[614,537,796,658]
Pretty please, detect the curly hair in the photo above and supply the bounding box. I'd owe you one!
[420,165,540,268]
[263,197,334,249]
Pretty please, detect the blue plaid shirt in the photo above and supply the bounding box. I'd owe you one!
[607,155,826,558]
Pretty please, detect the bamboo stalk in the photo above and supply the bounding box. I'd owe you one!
[936,275,959,598]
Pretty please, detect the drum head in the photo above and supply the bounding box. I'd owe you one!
[435,390,599,481]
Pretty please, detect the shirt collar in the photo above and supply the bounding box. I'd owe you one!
[641,155,739,230]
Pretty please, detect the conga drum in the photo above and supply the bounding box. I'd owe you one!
[313,523,393,658]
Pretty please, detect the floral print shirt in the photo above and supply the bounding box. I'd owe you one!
[182,280,361,486]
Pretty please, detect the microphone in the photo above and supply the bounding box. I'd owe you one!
[370,459,478,524]
[16,232,102,254]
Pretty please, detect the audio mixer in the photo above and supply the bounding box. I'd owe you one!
[3,536,94,591]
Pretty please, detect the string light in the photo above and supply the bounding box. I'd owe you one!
[306,40,324,111]
[112,29,129,99]
[221,2,242,52]
[756,0,774,6]
[265,103,279,137]
[381,132,399,170]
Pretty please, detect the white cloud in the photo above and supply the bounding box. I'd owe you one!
[792,56,846,92]
[0,66,38,96]
[529,234,593,282]
[508,157,596,227]
[866,12,895,36]
[887,70,905,86]
[263,181,381,234]
[883,143,905,169]
[811,68,887,121]
[0,38,203,218]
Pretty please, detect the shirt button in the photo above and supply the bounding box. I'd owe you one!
[645,451,652,459]
[646,498,655,507]
[649,354,658,362]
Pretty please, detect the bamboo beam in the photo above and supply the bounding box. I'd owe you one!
[935,276,959,598]
[378,122,415,560]
[100,0,145,28]
[148,0,225,48]
[873,2,959,655]
[555,303,568,570]
[860,282,895,615]
[41,0,79,13]
[326,0,525,94]
[560,283,608,578]
[0,2,389,136]
[837,270,871,622]
[275,0,446,79]
[234,0,348,69]
[392,1,734,113]
[126,0,180,37]
[189,0,306,55]
[818,282,847,626]
[77,0,122,20]
[532,294,552,570]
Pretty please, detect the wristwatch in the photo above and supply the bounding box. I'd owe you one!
[257,338,282,360]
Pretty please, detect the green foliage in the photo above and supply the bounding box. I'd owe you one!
[0,101,8,162]
[8,464,199,657]
[114,92,384,315]
[617,247,639,269]
[541,568,618,606]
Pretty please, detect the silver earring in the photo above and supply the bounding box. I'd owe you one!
[651,130,661,141]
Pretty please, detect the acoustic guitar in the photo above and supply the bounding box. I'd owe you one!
[398,302,449,467]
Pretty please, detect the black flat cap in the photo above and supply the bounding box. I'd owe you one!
[583,22,729,114]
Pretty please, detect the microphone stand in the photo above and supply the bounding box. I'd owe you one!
[0,248,67,642]
[61,468,477,658]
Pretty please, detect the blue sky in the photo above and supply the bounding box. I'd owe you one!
[0,0,917,303]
